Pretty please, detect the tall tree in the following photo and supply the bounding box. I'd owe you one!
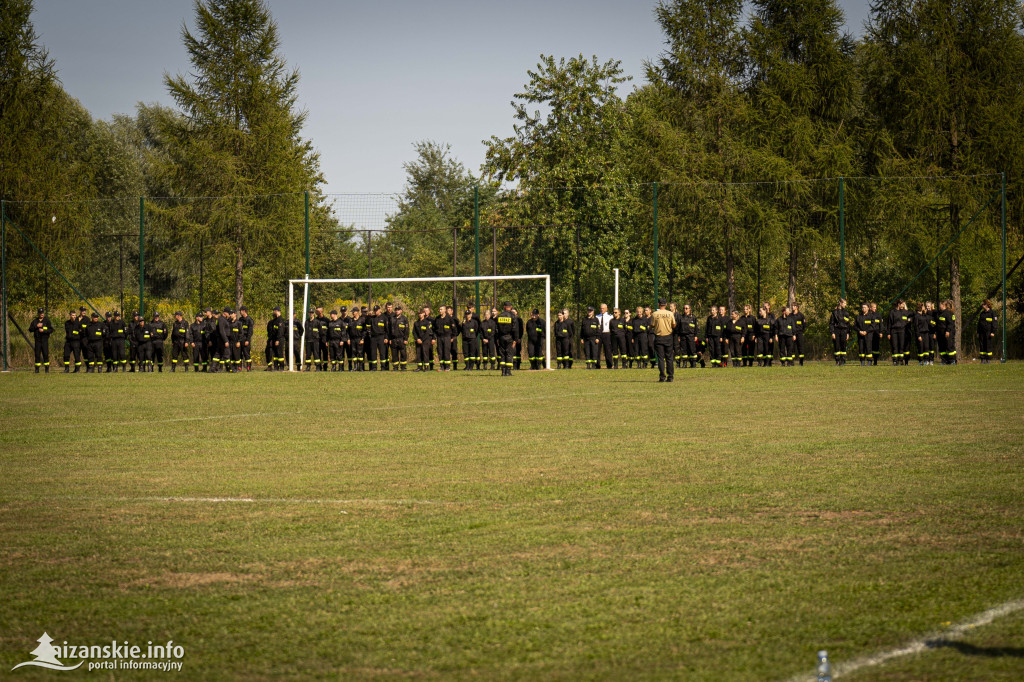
[160,0,322,309]
[744,0,859,308]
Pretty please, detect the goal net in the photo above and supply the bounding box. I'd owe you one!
[286,275,552,372]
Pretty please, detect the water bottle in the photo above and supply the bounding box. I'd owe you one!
[816,650,832,682]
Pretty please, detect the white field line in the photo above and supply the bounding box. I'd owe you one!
[6,495,447,506]
[784,598,1024,681]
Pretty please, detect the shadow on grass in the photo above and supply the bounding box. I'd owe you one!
[924,639,1024,658]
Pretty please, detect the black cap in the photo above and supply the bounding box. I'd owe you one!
[239,306,247,312]
[204,307,212,313]
[372,305,380,312]
[37,307,44,314]
[272,306,281,312]
[329,309,337,315]
[339,306,347,312]
[114,311,121,317]
[395,306,403,311]
[91,312,99,319]
[212,309,220,315]
[532,309,539,315]
[360,306,368,312]
[502,301,512,307]
[308,307,315,314]
[79,306,87,312]
[194,313,202,319]
[133,311,140,317]
[587,306,595,312]
[105,311,112,317]
[153,311,160,317]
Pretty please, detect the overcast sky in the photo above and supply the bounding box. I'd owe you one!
[32,0,871,195]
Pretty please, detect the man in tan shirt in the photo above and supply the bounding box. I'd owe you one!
[650,299,676,382]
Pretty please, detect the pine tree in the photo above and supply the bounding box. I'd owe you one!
[160,0,323,310]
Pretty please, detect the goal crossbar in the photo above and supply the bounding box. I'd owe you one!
[287,275,552,372]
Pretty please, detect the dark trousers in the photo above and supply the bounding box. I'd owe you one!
[833,332,849,360]
[778,336,794,362]
[708,337,723,366]
[634,334,648,365]
[498,336,515,371]
[611,334,627,365]
[351,340,364,364]
[600,332,612,367]
[556,337,572,366]
[415,341,432,368]
[304,342,320,369]
[33,338,50,367]
[63,339,81,370]
[152,342,165,369]
[462,337,479,367]
[680,336,697,364]
[978,333,994,359]
[527,337,544,368]
[436,336,452,368]
[110,339,125,367]
[870,331,881,361]
[88,340,103,368]
[137,342,153,365]
[482,338,496,364]
[890,329,906,360]
[392,341,407,368]
[857,333,871,360]
[743,337,756,364]
[794,334,805,363]
[728,335,743,364]
[654,336,674,380]
[917,334,932,360]
[171,340,189,368]
[329,341,343,368]
[583,338,600,366]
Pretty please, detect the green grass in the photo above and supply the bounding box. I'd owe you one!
[1,363,1022,680]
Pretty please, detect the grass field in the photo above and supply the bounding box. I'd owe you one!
[1,363,1022,680]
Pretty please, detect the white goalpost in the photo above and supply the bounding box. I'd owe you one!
[287,274,552,372]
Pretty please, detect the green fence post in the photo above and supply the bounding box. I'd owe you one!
[1,199,7,371]
[1001,171,1007,363]
[839,177,845,301]
[474,186,480,314]
[652,182,659,304]
[139,196,145,318]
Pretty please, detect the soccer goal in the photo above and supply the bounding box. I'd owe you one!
[286,275,552,372]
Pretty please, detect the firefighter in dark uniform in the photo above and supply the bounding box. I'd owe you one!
[937,299,957,364]
[510,308,524,370]
[776,307,795,366]
[63,310,81,372]
[413,307,434,371]
[390,305,410,370]
[580,307,601,368]
[134,315,154,371]
[264,307,283,370]
[349,307,366,371]
[739,304,755,367]
[30,308,53,373]
[480,309,497,369]
[855,303,872,366]
[236,305,252,368]
[326,310,345,371]
[213,308,230,372]
[108,311,127,371]
[369,305,390,371]
[170,311,191,371]
[755,307,773,367]
[554,309,573,369]
[705,307,724,367]
[336,306,352,370]
[315,306,329,371]
[791,303,806,365]
[610,308,627,369]
[102,311,114,371]
[228,309,244,371]
[977,300,998,363]
[191,313,207,371]
[84,312,105,372]
[495,302,517,376]
[303,308,321,371]
[432,306,453,371]
[828,298,851,365]
[460,308,480,370]
[149,311,168,372]
[913,303,932,365]
[726,310,744,367]
[199,308,214,371]
[887,300,911,365]
[630,306,646,368]
[526,309,545,370]
[869,302,882,365]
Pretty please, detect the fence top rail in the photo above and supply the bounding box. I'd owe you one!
[290,275,550,285]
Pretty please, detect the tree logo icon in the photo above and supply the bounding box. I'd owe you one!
[11,633,83,671]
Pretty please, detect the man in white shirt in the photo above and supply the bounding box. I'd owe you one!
[597,303,613,369]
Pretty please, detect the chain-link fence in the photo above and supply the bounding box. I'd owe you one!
[1,175,1016,368]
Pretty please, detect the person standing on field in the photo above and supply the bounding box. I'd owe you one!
[650,299,676,383]
[526,309,545,370]
[480,308,497,370]
[413,307,434,371]
[977,300,998,363]
[85,312,105,373]
[134,315,154,372]
[170,311,191,372]
[150,311,168,372]
[63,310,81,373]
[495,301,517,376]
[790,303,806,366]
[460,307,479,370]
[829,298,851,366]
[390,305,410,371]
[108,312,127,371]
[937,299,957,364]
[265,307,284,371]
[887,300,911,365]
[580,306,601,369]
[191,313,207,371]
[855,303,872,366]
[30,308,53,373]
[327,310,346,371]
